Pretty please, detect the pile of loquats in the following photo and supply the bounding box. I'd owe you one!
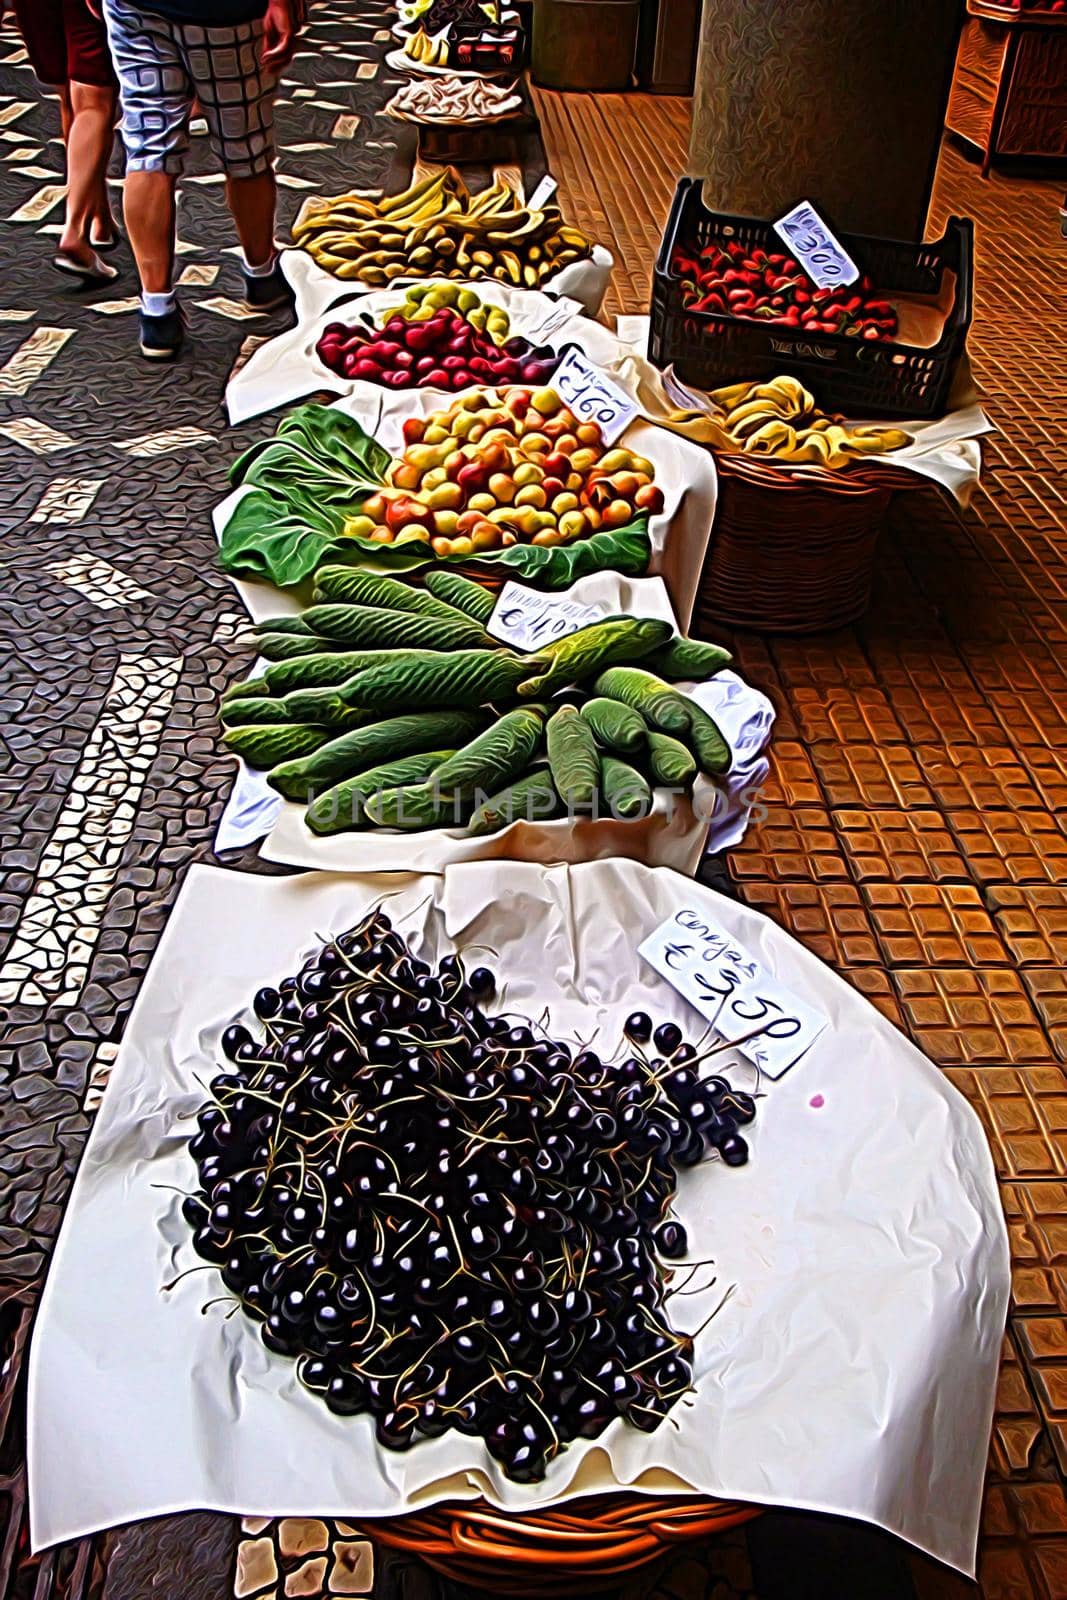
[345,386,665,558]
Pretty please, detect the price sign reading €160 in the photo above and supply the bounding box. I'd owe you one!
[639,908,828,1079]
[773,200,859,291]
[551,347,639,446]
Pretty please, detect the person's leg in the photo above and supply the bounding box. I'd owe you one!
[122,169,178,294]
[59,80,118,265]
[225,169,277,271]
[100,0,191,352]
[185,17,289,303]
[102,6,189,278]
[62,0,120,247]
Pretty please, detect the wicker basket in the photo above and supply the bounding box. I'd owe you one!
[695,453,915,636]
[352,1493,759,1595]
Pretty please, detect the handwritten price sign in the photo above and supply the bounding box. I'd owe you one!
[773,200,859,291]
[639,908,827,1078]
[551,347,638,446]
[488,580,602,652]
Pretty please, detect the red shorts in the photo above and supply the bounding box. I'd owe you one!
[14,0,116,89]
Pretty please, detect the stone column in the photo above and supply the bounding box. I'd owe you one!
[688,0,963,239]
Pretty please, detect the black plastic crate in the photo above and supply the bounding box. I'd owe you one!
[649,179,973,419]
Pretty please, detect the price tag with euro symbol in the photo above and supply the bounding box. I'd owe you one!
[639,908,828,1078]
[551,347,639,445]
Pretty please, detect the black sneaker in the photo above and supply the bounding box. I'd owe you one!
[138,306,184,362]
[242,260,294,312]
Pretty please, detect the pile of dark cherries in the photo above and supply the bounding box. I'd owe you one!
[184,908,755,1481]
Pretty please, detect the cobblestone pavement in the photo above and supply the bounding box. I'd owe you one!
[2,8,1065,1599]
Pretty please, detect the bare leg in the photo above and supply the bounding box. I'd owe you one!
[225,169,278,267]
[58,85,73,143]
[59,81,117,263]
[123,169,177,294]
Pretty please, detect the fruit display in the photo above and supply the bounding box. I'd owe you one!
[315,287,560,392]
[672,237,899,341]
[220,398,661,591]
[399,0,501,30]
[386,75,523,124]
[378,387,663,556]
[708,375,910,465]
[292,170,594,288]
[219,567,733,835]
[184,906,757,1477]
[402,27,450,66]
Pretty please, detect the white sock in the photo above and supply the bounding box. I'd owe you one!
[243,248,278,278]
[141,289,177,317]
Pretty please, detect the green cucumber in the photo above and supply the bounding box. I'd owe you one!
[280,689,372,728]
[645,637,732,682]
[268,710,486,802]
[223,723,331,769]
[252,615,317,637]
[306,750,455,836]
[364,782,473,832]
[222,674,271,703]
[423,569,496,625]
[220,697,293,728]
[312,566,466,622]
[255,632,331,661]
[545,705,599,810]
[302,603,492,652]
[644,730,697,787]
[679,698,731,775]
[367,707,546,828]
[519,617,672,698]
[579,697,648,754]
[263,650,392,695]
[593,666,691,734]
[339,649,544,712]
[599,755,653,819]
[467,769,561,835]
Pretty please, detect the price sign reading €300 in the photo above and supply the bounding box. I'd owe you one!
[551,347,639,447]
[639,908,828,1079]
[773,200,859,291]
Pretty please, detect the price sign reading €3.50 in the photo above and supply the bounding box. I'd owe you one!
[551,347,639,446]
[639,908,828,1079]
[773,200,859,291]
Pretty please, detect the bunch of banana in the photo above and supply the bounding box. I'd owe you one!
[403,27,451,66]
[709,375,910,466]
[292,171,595,289]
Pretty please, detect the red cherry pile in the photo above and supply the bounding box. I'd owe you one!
[672,238,899,341]
[315,308,561,392]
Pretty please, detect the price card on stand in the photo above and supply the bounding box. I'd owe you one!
[528,174,558,210]
[773,200,859,290]
[552,347,639,446]
[639,908,828,1078]
[488,580,602,652]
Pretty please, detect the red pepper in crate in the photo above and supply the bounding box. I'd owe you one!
[671,235,899,341]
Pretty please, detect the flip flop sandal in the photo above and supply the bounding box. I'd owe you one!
[91,231,121,253]
[53,250,120,285]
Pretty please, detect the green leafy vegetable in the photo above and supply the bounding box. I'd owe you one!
[218,400,651,592]
[219,405,391,587]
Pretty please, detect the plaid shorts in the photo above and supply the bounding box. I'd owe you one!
[101,0,277,179]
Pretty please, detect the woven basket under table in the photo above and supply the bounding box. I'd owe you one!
[696,452,917,636]
[351,1492,760,1594]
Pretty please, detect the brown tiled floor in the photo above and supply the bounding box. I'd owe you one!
[535,89,1067,1596]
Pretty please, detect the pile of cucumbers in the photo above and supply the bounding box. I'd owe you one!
[221,566,733,837]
